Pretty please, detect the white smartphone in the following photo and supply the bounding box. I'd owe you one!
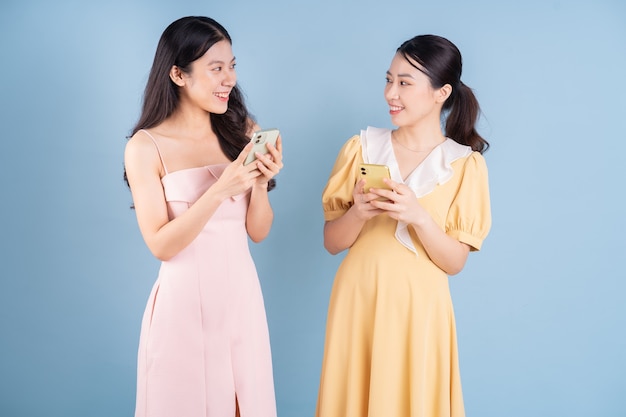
[244,128,280,165]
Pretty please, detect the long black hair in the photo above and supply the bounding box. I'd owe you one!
[397,35,489,153]
[125,16,275,190]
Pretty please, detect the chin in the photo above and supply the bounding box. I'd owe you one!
[390,115,405,127]
[211,105,229,115]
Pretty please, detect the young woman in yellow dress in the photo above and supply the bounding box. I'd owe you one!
[317,34,492,417]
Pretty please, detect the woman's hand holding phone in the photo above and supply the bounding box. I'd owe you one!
[244,128,280,165]
[354,163,430,223]
[358,164,393,201]
[212,142,262,199]
[247,129,283,187]
[369,179,431,226]
[351,178,386,221]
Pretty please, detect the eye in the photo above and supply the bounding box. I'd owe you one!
[212,66,222,72]
[400,81,408,86]
[230,62,237,69]
[385,77,392,83]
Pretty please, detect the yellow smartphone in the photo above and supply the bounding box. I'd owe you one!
[358,163,392,200]
[244,128,280,165]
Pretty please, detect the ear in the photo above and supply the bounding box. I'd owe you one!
[169,65,186,87]
[436,83,452,103]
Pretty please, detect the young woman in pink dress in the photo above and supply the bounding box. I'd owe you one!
[124,16,282,417]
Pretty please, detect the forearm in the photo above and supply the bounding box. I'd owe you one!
[323,206,366,254]
[142,188,227,261]
[411,218,470,275]
[246,184,273,242]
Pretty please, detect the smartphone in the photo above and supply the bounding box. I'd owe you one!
[244,128,280,165]
[358,163,392,201]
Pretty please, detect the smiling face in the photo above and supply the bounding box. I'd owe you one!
[171,39,237,115]
[384,53,450,128]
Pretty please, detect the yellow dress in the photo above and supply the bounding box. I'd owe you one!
[316,127,491,417]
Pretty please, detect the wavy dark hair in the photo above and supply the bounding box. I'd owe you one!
[397,35,489,153]
[124,16,275,190]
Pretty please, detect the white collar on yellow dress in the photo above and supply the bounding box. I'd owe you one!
[360,126,472,254]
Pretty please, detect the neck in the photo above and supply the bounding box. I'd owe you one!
[393,123,446,149]
[165,103,215,140]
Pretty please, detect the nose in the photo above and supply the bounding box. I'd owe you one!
[223,67,237,87]
[384,82,398,100]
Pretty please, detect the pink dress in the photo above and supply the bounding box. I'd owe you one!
[134,132,276,417]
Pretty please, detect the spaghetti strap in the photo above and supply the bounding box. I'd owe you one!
[139,129,169,175]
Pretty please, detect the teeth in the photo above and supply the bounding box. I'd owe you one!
[390,106,403,111]
[215,92,229,98]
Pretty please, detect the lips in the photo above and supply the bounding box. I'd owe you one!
[214,92,230,102]
[389,105,404,114]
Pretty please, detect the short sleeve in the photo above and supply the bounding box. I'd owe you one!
[322,135,363,221]
[445,152,492,251]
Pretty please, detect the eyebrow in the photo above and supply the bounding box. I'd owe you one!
[386,70,415,79]
[208,56,237,65]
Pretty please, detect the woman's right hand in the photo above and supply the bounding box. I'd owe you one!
[323,179,384,254]
[350,179,385,221]
[213,142,262,199]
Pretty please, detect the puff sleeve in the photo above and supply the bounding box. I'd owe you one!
[445,152,492,251]
[321,135,363,221]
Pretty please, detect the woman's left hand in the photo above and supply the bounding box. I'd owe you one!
[253,135,283,187]
[370,178,428,226]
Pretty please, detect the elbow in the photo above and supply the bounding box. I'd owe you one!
[446,265,464,276]
[323,222,352,255]
[444,258,468,276]
[323,238,344,255]
[152,251,173,262]
[148,244,176,262]
[249,234,267,244]
[324,244,340,255]
[246,216,272,243]
[441,244,471,276]
[247,227,270,243]
[143,233,186,262]
[323,221,354,255]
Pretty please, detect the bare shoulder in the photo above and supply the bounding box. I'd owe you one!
[124,130,161,175]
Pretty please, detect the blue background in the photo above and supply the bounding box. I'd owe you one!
[1,0,625,416]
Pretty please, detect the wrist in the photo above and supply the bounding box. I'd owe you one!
[410,212,430,229]
[252,182,269,193]
[208,182,231,202]
[348,204,368,223]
